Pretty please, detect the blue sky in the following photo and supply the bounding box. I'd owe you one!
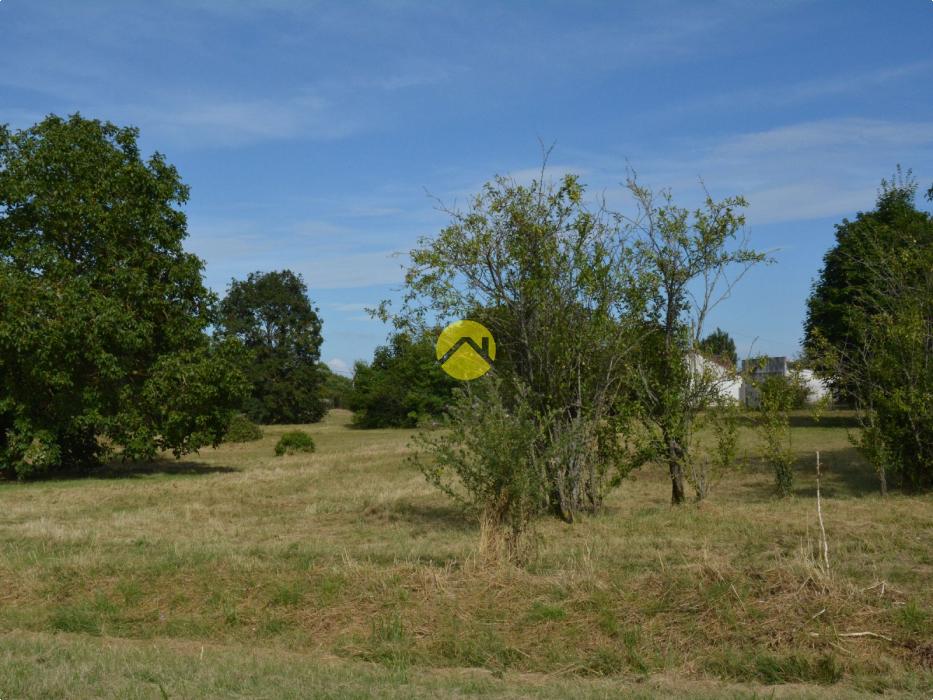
[3,1,932,375]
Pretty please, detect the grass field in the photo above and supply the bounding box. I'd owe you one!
[0,409,930,698]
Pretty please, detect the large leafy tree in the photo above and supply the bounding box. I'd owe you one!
[349,330,456,428]
[0,114,247,479]
[806,172,932,491]
[804,168,929,384]
[217,270,325,424]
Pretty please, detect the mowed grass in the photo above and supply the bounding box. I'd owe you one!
[0,409,930,698]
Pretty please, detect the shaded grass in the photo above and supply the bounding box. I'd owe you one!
[0,409,930,697]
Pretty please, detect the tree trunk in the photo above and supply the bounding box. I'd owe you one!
[668,437,687,505]
[669,460,686,505]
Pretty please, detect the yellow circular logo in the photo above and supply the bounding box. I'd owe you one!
[436,320,496,380]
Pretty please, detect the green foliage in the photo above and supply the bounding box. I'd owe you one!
[349,331,456,428]
[845,253,933,491]
[699,327,738,367]
[412,376,548,559]
[623,177,767,505]
[395,164,764,524]
[397,169,639,522]
[804,167,928,395]
[806,170,933,491]
[755,375,800,497]
[217,270,325,425]
[0,114,247,479]
[687,398,742,501]
[224,414,263,443]
[318,363,353,410]
[274,430,315,456]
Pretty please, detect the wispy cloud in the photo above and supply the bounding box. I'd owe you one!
[713,118,933,159]
[295,250,405,290]
[325,357,353,376]
[704,119,933,223]
[664,61,933,115]
[329,302,372,313]
[145,93,362,147]
[555,117,933,226]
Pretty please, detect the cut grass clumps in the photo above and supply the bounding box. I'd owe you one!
[224,414,263,443]
[706,650,844,685]
[274,430,315,456]
[3,408,933,697]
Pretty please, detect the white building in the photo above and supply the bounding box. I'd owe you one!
[685,353,833,408]
[798,369,832,404]
[738,356,832,408]
[688,352,743,403]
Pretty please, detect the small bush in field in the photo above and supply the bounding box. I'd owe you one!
[224,414,263,443]
[757,375,799,497]
[274,431,315,456]
[411,376,549,562]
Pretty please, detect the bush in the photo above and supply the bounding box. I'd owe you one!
[224,414,263,443]
[274,431,315,456]
[411,376,549,561]
[757,375,799,497]
[349,331,456,428]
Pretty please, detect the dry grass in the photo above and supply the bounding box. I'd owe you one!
[0,409,930,698]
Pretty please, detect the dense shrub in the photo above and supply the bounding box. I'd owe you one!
[274,431,315,456]
[224,414,263,443]
[412,376,548,560]
[805,174,933,491]
[349,331,456,428]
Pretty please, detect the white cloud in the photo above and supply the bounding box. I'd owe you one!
[325,357,352,376]
[567,117,933,226]
[713,118,933,160]
[703,119,933,224]
[134,92,366,147]
[329,302,371,313]
[661,61,933,116]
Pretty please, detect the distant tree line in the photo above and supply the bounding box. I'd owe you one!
[348,330,456,428]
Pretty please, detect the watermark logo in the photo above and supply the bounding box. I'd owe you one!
[436,320,495,380]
